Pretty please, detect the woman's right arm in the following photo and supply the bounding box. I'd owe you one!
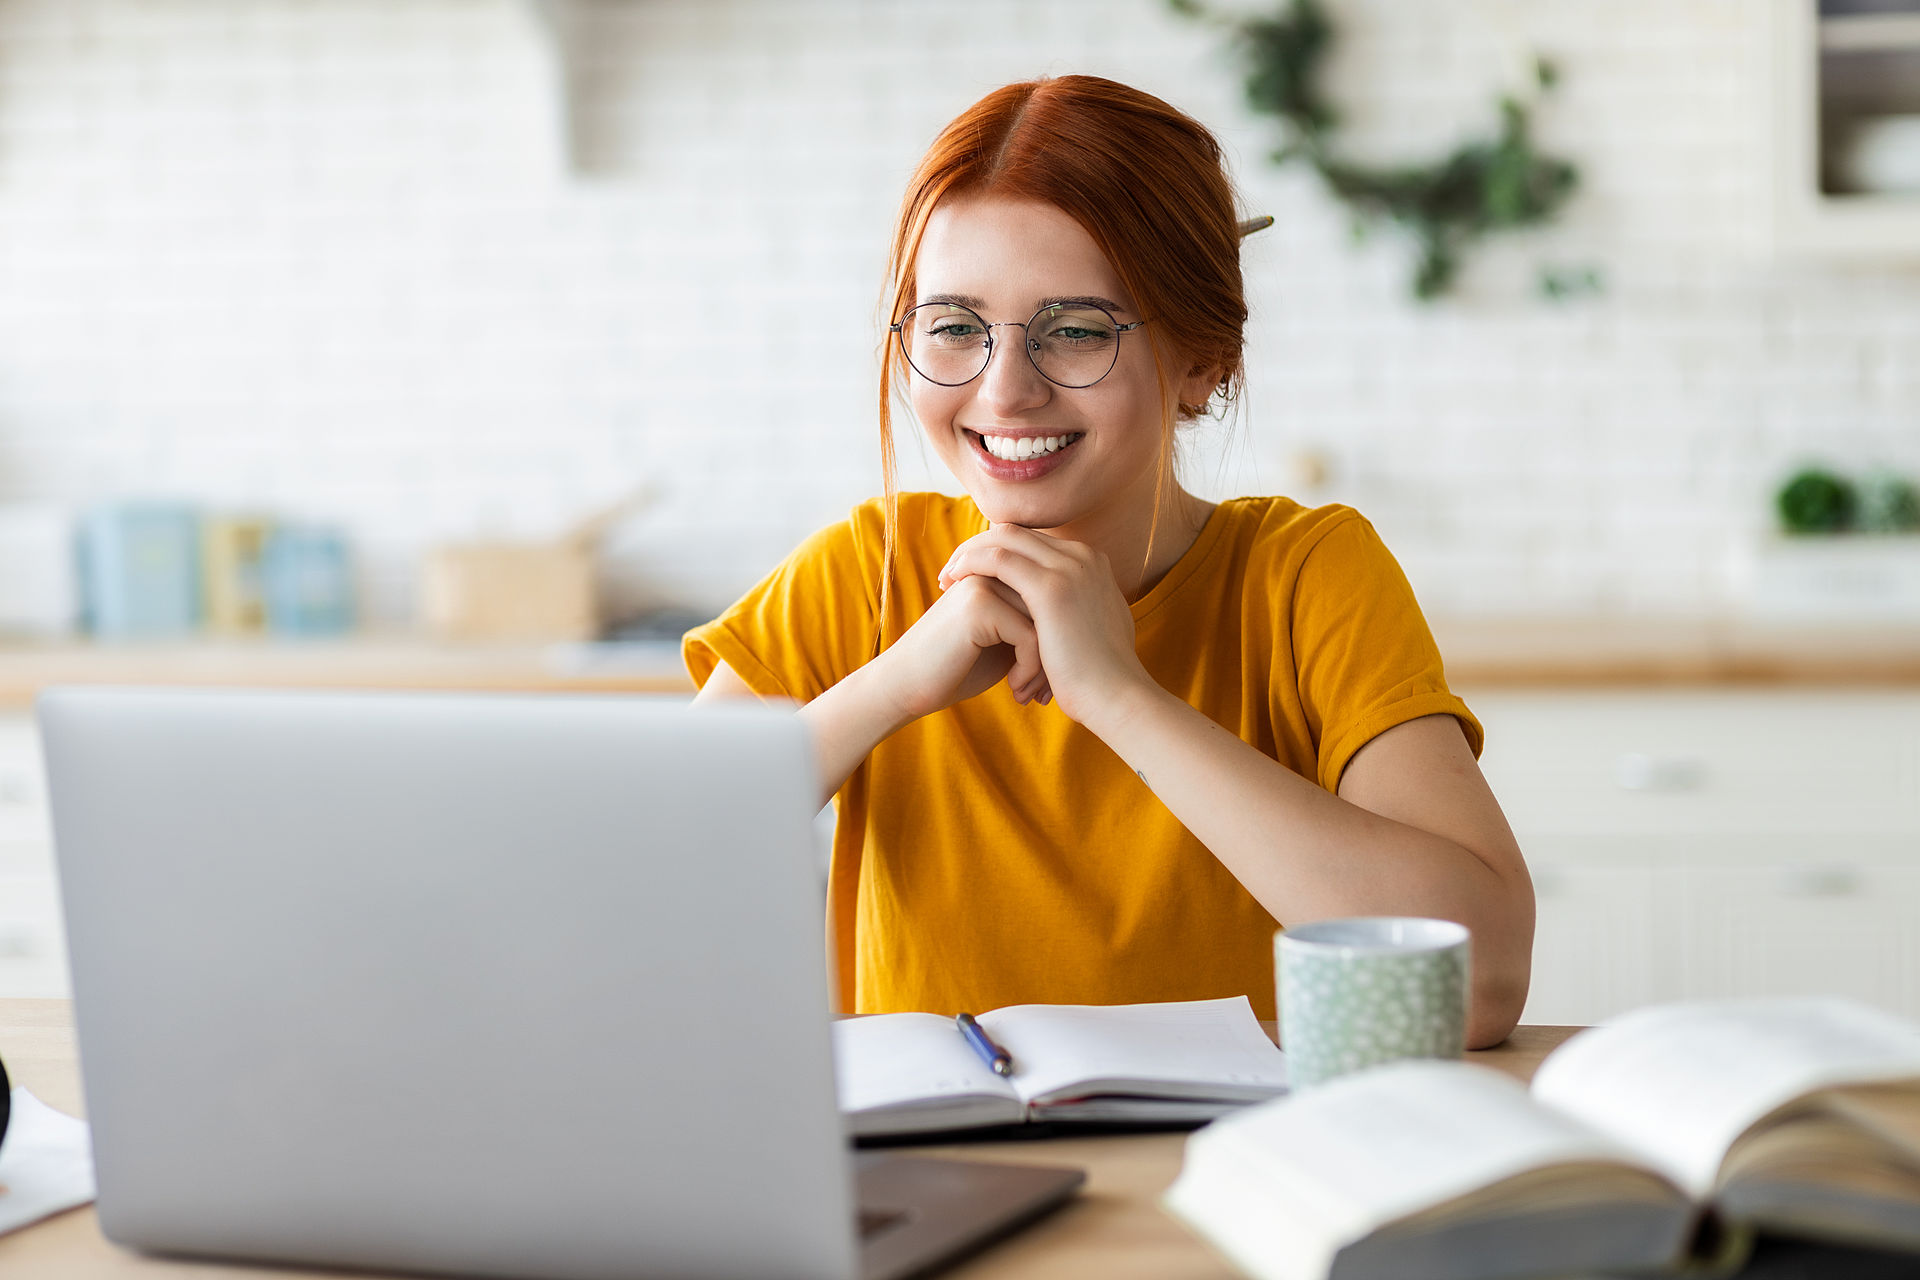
[690,574,1046,809]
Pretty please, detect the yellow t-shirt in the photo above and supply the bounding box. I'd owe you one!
[683,492,1481,1020]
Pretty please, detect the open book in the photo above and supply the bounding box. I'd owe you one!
[833,996,1289,1139]
[1164,997,1920,1280]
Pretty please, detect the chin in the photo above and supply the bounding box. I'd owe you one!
[965,490,1070,530]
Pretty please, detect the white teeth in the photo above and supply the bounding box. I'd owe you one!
[980,433,1082,462]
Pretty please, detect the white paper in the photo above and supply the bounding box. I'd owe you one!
[982,996,1289,1106]
[1530,998,1920,1199]
[831,1012,1019,1117]
[0,1089,96,1236]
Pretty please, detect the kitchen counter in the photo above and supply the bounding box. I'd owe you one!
[1433,616,1920,686]
[0,616,1916,708]
[0,635,695,708]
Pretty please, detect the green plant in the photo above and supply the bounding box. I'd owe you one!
[1856,469,1920,534]
[1776,468,1857,535]
[1170,0,1595,302]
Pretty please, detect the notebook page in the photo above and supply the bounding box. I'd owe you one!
[831,1013,1019,1116]
[981,997,1288,1106]
[1531,998,1920,1200]
[0,1089,96,1237]
[1165,1060,1657,1280]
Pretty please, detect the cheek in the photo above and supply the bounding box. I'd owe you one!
[910,384,964,437]
[1095,374,1165,443]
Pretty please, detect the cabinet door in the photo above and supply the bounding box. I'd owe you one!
[1523,861,1675,1026]
[0,713,63,997]
[0,871,69,998]
[1678,857,1920,1022]
[1471,689,1920,840]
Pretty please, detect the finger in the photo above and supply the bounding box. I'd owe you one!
[1005,634,1046,703]
[1012,678,1052,707]
[944,541,1053,605]
[980,575,1032,618]
[1011,660,1052,704]
[941,524,1080,586]
[988,522,1083,565]
[1016,677,1053,705]
[973,592,1046,697]
[947,572,1032,620]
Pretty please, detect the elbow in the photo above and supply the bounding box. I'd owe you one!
[1466,869,1534,1050]
[1466,970,1528,1050]
[1465,906,1534,1049]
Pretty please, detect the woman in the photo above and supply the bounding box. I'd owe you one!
[685,75,1533,1046]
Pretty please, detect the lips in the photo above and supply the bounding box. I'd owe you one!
[963,429,1083,481]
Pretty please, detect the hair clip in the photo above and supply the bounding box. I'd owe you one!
[1237,215,1275,239]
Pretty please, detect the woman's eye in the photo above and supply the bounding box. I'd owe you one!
[1045,326,1111,343]
[928,323,983,341]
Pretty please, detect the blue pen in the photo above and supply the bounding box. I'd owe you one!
[956,1012,1014,1077]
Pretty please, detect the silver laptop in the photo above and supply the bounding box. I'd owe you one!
[38,687,1081,1280]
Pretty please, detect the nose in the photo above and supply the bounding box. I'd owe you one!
[975,322,1051,415]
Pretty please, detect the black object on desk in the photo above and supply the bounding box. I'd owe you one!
[0,1050,10,1154]
[1724,1233,1920,1280]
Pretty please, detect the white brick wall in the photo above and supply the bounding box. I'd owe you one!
[0,0,1913,626]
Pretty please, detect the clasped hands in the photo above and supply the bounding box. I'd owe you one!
[875,522,1152,732]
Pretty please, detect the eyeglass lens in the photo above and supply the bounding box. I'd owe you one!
[897,303,1123,389]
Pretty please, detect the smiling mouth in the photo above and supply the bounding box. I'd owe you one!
[966,430,1086,462]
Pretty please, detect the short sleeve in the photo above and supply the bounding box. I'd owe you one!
[681,505,883,703]
[1289,515,1483,792]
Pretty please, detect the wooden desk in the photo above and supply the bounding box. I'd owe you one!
[0,999,1579,1278]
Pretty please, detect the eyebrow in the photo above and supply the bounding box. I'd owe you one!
[921,292,1134,315]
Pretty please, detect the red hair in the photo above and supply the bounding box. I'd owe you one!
[876,75,1248,632]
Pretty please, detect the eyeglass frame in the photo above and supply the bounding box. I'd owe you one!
[888,300,1149,390]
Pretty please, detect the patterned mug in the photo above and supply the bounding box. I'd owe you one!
[1276,917,1471,1089]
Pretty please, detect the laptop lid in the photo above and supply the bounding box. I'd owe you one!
[40,687,858,1280]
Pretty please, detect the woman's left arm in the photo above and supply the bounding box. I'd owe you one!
[1093,692,1533,1049]
[941,524,1535,1049]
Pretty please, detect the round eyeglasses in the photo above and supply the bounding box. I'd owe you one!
[890,301,1147,390]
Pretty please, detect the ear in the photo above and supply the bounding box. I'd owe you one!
[1177,359,1225,412]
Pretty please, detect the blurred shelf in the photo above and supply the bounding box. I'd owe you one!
[0,634,694,709]
[3,619,1920,703]
[1437,616,1920,687]
[1820,12,1920,51]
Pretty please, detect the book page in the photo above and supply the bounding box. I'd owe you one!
[1530,998,1920,1200]
[1165,1060,1665,1280]
[980,996,1288,1106]
[831,1012,1019,1122]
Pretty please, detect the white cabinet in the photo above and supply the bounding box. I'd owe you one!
[0,711,66,998]
[1676,857,1920,1013]
[1526,858,1672,1025]
[1466,688,1920,1026]
[1770,0,1920,256]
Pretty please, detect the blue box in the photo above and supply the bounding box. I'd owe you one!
[262,526,355,637]
[78,503,203,639]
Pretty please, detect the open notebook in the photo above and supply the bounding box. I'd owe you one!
[834,996,1289,1139]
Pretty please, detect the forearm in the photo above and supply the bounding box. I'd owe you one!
[1087,685,1532,1046]
[794,660,913,809]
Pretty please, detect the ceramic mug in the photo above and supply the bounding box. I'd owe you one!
[1276,917,1471,1089]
